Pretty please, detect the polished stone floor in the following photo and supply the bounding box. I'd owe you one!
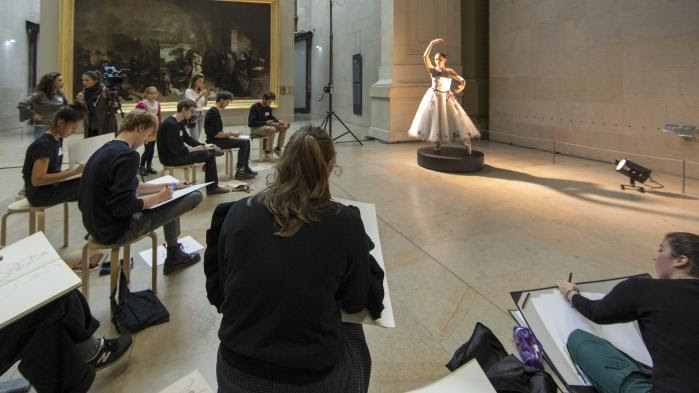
[1,124,698,392]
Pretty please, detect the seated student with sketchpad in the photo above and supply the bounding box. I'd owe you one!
[79,109,203,275]
[557,232,699,393]
[204,91,256,180]
[157,98,229,196]
[0,290,131,393]
[22,106,85,208]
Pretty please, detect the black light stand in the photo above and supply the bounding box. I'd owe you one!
[320,0,363,145]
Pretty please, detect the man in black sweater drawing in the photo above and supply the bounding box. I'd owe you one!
[157,98,229,195]
[204,91,255,180]
[248,91,290,160]
[79,109,202,275]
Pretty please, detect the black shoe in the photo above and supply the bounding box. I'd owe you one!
[234,168,255,180]
[139,166,148,177]
[163,244,201,275]
[146,167,158,175]
[244,166,257,176]
[86,335,133,370]
[214,150,225,157]
[273,147,282,154]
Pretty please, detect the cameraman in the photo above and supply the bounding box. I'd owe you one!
[78,71,118,138]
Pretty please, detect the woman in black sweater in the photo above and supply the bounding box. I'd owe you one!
[557,232,699,393]
[205,126,384,392]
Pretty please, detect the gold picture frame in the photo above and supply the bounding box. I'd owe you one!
[58,0,280,111]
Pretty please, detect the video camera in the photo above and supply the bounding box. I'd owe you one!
[102,66,128,94]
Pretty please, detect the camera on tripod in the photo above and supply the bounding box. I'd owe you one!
[102,66,127,95]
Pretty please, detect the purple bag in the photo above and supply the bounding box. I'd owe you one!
[513,326,544,369]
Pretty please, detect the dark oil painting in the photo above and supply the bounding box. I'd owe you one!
[73,0,271,102]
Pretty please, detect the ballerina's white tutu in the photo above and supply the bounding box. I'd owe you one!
[408,68,480,144]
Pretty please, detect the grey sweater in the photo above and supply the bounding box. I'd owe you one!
[17,91,68,126]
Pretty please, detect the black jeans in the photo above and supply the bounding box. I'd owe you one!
[0,290,99,393]
[114,191,203,247]
[161,151,219,190]
[25,178,81,207]
[209,138,251,168]
[140,141,156,168]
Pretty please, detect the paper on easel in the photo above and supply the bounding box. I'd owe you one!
[530,289,652,384]
[157,370,213,393]
[407,359,496,392]
[334,198,395,328]
[139,236,204,267]
[0,232,81,328]
[145,175,212,209]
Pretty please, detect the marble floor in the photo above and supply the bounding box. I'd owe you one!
[1,123,698,392]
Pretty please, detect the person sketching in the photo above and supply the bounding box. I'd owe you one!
[79,109,203,275]
[204,91,256,180]
[205,126,385,392]
[248,91,289,160]
[22,106,85,208]
[557,232,699,393]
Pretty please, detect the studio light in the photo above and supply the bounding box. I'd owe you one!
[615,159,654,192]
[662,124,678,133]
[679,125,696,139]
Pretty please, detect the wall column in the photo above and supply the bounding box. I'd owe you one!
[369,0,462,142]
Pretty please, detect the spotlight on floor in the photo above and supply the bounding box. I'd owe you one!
[662,124,678,133]
[679,125,696,139]
[615,159,652,193]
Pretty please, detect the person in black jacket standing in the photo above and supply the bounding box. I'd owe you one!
[157,98,229,195]
[204,91,255,180]
[248,91,290,160]
[205,126,384,392]
[557,232,699,393]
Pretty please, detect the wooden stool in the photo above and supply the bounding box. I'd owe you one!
[250,135,270,160]
[81,231,158,300]
[223,148,238,178]
[1,199,69,247]
[160,164,198,183]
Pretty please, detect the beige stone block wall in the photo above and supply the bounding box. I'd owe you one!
[490,0,699,176]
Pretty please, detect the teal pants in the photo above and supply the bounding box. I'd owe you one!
[567,330,652,393]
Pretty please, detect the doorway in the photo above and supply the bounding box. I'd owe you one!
[294,31,312,114]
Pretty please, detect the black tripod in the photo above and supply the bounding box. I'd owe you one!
[320,0,362,145]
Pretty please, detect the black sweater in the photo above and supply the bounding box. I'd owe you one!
[78,140,143,244]
[204,198,384,383]
[156,116,201,161]
[572,277,699,393]
[247,102,277,128]
[204,107,223,142]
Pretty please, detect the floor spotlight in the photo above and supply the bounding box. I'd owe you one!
[662,124,678,133]
[679,125,696,139]
[615,159,654,193]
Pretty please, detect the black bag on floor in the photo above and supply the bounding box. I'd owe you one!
[446,322,508,372]
[446,323,556,393]
[486,354,557,393]
[110,268,169,334]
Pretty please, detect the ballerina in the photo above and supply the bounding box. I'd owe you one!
[408,38,480,154]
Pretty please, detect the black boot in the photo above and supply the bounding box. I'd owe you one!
[163,243,201,275]
[146,166,158,175]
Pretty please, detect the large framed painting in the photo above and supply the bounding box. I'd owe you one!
[58,0,279,110]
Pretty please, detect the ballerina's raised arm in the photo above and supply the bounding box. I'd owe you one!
[423,38,444,72]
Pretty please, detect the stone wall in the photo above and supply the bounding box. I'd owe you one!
[1,1,40,132]
[490,0,699,176]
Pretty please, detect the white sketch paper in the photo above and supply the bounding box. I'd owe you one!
[334,198,395,328]
[0,232,81,328]
[157,370,213,393]
[139,236,204,267]
[145,175,212,209]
